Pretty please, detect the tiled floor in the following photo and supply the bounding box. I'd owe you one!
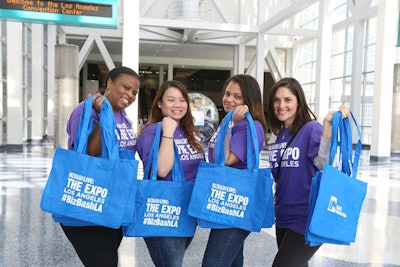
[0,145,399,267]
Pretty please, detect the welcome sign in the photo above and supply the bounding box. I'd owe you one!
[0,0,118,28]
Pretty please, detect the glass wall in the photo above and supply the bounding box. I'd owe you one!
[294,2,319,111]
[360,17,377,145]
[22,23,32,142]
[295,1,378,145]
[43,25,48,138]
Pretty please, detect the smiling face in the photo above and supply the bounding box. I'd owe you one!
[273,86,298,128]
[222,81,245,113]
[158,86,188,123]
[106,73,139,112]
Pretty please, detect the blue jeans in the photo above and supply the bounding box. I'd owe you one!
[202,228,250,267]
[144,237,193,267]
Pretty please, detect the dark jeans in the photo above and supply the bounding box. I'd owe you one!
[202,228,250,267]
[60,225,123,267]
[272,227,321,267]
[144,236,193,267]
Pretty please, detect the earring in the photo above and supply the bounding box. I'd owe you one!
[105,88,111,96]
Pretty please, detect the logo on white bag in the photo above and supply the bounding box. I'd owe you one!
[327,196,347,218]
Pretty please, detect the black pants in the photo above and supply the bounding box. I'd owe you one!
[61,225,123,267]
[272,228,320,267]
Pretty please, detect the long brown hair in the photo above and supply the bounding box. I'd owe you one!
[222,74,268,135]
[267,77,317,135]
[139,80,203,152]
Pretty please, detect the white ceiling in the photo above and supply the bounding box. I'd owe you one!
[62,0,320,71]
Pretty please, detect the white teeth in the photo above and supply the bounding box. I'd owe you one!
[121,98,129,104]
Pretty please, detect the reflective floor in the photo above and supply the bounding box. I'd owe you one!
[0,145,399,267]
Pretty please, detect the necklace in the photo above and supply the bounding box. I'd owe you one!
[280,127,288,140]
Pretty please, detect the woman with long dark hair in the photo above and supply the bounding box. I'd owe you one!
[202,74,267,267]
[137,80,205,267]
[266,77,348,267]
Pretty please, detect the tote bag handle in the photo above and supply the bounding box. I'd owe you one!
[143,122,184,182]
[99,97,120,160]
[329,111,362,178]
[74,96,95,154]
[74,95,120,160]
[340,112,362,178]
[214,111,260,171]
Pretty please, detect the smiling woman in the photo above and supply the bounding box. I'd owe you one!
[136,80,205,266]
[265,77,351,267]
[61,66,140,267]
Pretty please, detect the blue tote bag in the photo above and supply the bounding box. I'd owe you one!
[305,111,367,246]
[51,149,137,227]
[188,111,274,232]
[123,122,197,237]
[41,96,138,229]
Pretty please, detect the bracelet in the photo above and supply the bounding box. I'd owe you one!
[162,135,174,139]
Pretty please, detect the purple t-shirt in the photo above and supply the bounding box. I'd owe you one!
[207,119,265,169]
[137,123,205,181]
[266,121,322,235]
[66,101,137,152]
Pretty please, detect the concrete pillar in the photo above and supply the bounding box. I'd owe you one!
[233,44,245,75]
[122,0,139,133]
[168,63,174,80]
[47,25,57,140]
[314,0,331,121]
[392,65,400,154]
[54,44,79,148]
[6,22,23,147]
[159,66,164,85]
[350,18,365,144]
[370,0,398,161]
[255,33,265,98]
[0,22,4,146]
[31,24,44,143]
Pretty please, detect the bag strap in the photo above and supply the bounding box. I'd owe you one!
[74,95,120,160]
[74,96,95,154]
[275,132,298,182]
[214,111,260,171]
[329,111,342,165]
[340,112,362,178]
[143,122,184,182]
[214,111,234,165]
[99,98,120,160]
[329,110,362,178]
[246,112,260,171]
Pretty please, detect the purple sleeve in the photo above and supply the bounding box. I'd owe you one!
[306,122,323,161]
[230,119,265,169]
[230,120,248,162]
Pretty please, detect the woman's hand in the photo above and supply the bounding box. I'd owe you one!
[322,105,350,139]
[233,105,249,122]
[92,92,106,113]
[161,116,178,138]
[338,105,350,118]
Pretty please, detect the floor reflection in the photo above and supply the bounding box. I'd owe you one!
[0,146,399,266]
